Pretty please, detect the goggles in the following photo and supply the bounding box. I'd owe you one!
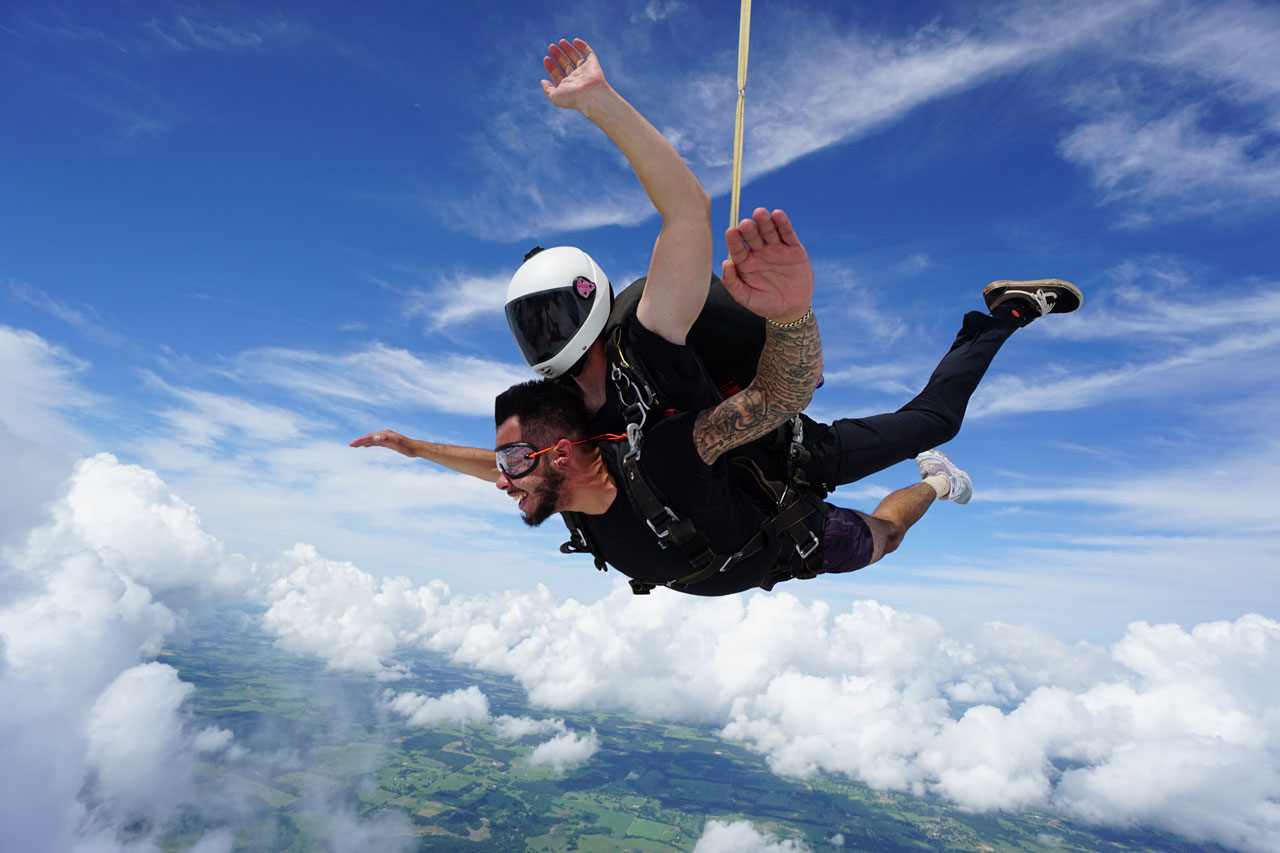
[494,433,625,479]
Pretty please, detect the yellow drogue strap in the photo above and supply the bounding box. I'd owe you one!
[729,0,752,228]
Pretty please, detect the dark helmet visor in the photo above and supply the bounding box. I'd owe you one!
[506,287,594,366]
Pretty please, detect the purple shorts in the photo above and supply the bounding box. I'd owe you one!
[822,506,875,573]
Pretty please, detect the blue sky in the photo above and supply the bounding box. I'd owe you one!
[4,0,1280,639]
[4,1,1280,850]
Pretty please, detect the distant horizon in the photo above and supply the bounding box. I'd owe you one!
[3,1,1279,851]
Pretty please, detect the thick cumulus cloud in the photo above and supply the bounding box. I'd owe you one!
[527,729,600,773]
[262,543,1280,852]
[493,714,568,741]
[382,686,598,772]
[5,450,1280,852]
[383,685,490,727]
[693,820,810,853]
[1,453,371,851]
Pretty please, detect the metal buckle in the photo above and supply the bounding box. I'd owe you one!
[623,422,644,464]
[612,363,651,430]
[795,531,820,560]
[717,551,744,573]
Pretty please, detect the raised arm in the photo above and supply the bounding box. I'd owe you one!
[692,208,821,465]
[542,38,711,344]
[349,430,499,483]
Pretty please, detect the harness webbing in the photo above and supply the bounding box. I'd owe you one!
[558,325,829,595]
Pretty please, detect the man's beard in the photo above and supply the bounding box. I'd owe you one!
[520,467,566,528]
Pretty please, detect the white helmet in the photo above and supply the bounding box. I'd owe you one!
[505,246,612,378]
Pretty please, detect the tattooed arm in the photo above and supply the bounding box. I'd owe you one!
[692,208,822,465]
[693,312,821,464]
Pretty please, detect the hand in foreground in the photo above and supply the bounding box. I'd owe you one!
[540,38,607,109]
[721,208,814,323]
[349,430,417,458]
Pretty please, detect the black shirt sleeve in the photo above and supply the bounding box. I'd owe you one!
[621,308,724,413]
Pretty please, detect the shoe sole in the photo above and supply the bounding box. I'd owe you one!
[984,279,1083,314]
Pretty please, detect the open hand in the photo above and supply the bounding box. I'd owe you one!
[349,430,417,458]
[721,208,814,323]
[540,38,607,109]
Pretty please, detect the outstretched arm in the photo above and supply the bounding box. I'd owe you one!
[692,208,821,465]
[542,37,711,345]
[349,431,499,483]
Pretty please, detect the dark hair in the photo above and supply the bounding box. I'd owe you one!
[494,379,589,446]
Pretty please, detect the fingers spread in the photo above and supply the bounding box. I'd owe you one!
[558,38,585,65]
[542,55,564,83]
[771,209,799,244]
[752,207,780,244]
[548,43,573,76]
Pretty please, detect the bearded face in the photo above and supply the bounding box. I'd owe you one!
[516,463,566,527]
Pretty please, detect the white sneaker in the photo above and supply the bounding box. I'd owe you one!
[915,449,973,505]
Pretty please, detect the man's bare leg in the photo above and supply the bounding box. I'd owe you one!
[857,482,938,566]
[858,448,971,565]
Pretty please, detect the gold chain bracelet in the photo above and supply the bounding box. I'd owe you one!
[765,306,813,329]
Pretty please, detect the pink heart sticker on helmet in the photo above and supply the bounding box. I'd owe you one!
[573,276,596,299]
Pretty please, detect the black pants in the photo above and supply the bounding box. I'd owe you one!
[803,311,1018,490]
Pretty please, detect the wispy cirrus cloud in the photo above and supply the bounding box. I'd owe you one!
[1060,108,1280,223]
[7,279,128,347]
[448,0,1160,239]
[1059,0,1280,222]
[401,272,511,333]
[226,342,527,417]
[141,10,300,53]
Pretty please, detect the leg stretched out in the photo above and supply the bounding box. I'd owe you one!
[805,279,1081,490]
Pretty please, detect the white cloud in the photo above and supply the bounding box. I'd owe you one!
[694,820,810,853]
[402,272,511,332]
[142,11,298,53]
[493,714,567,740]
[2,336,1278,852]
[6,279,126,346]
[146,372,310,448]
[1057,1,1280,221]
[257,548,1280,851]
[0,325,98,447]
[526,728,600,773]
[83,662,199,816]
[451,0,1158,239]
[383,686,490,726]
[968,299,1280,420]
[228,342,527,417]
[1060,108,1280,221]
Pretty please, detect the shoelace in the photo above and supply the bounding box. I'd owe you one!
[1027,288,1057,316]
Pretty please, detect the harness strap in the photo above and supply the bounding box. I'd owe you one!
[558,330,831,595]
[559,511,607,572]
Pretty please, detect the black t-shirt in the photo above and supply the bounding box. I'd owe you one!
[578,411,782,596]
[573,306,784,595]
[583,303,724,438]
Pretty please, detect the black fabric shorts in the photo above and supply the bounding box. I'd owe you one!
[821,506,875,573]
